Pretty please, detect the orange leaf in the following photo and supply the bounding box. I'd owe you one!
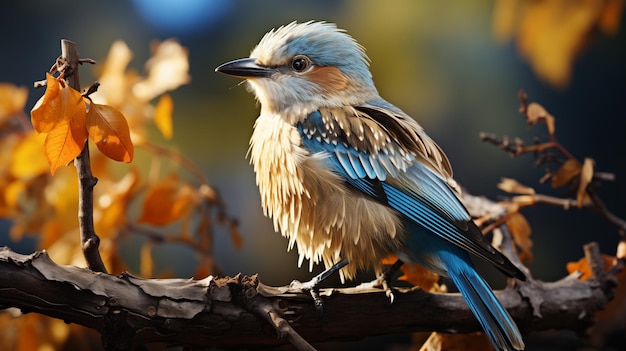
[229,221,243,250]
[566,254,615,281]
[382,254,440,292]
[31,73,84,133]
[420,331,492,351]
[43,105,87,175]
[551,158,581,188]
[86,103,134,162]
[154,94,173,140]
[138,175,200,226]
[506,212,533,262]
[194,255,215,279]
[598,0,625,35]
[577,157,594,207]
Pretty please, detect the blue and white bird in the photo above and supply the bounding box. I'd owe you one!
[216,21,525,350]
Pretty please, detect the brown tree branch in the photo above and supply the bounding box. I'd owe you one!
[55,39,107,273]
[0,246,618,350]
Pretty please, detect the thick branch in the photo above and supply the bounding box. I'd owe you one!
[0,247,616,350]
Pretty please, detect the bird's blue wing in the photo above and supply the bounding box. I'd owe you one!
[298,106,524,279]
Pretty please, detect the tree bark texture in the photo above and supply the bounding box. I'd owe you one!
[0,246,616,350]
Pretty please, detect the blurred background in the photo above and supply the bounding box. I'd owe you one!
[1,0,625,350]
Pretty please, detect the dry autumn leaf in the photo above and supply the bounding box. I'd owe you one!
[9,131,49,179]
[577,157,594,207]
[30,73,88,174]
[498,178,535,195]
[31,73,84,133]
[140,241,154,278]
[43,111,88,175]
[552,158,582,188]
[154,93,173,140]
[506,212,533,262]
[133,39,191,101]
[138,174,201,226]
[492,0,625,88]
[419,331,492,351]
[0,83,28,126]
[229,221,243,250]
[526,102,555,136]
[86,103,134,162]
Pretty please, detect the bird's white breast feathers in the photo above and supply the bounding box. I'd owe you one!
[249,112,404,281]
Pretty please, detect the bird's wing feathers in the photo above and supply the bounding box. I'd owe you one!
[298,104,524,279]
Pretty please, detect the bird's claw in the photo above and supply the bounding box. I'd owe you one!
[357,259,403,304]
[289,258,349,312]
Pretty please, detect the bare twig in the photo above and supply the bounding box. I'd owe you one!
[587,188,626,236]
[59,39,107,273]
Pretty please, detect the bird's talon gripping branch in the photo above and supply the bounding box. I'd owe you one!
[289,258,348,311]
[358,259,404,304]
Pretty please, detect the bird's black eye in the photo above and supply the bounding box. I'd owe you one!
[291,55,310,72]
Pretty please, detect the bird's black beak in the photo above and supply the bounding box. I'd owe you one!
[215,58,274,78]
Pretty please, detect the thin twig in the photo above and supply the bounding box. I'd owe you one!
[60,39,107,273]
[587,188,626,236]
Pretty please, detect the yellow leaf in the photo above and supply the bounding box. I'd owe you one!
[154,94,174,139]
[491,0,519,43]
[138,175,200,226]
[552,158,581,188]
[4,180,26,211]
[133,39,190,101]
[140,241,154,278]
[10,131,49,179]
[86,103,134,162]
[93,40,134,107]
[0,83,28,125]
[507,212,533,262]
[494,1,623,88]
[577,157,594,207]
[94,170,140,239]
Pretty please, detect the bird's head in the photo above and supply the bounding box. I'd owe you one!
[216,21,378,117]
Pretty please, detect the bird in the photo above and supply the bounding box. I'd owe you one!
[215,21,525,351]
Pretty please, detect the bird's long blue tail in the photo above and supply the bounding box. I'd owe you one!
[446,256,525,351]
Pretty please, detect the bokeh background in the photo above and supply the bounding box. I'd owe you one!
[1,0,625,350]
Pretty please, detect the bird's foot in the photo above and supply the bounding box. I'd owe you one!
[357,259,404,303]
[289,258,349,311]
